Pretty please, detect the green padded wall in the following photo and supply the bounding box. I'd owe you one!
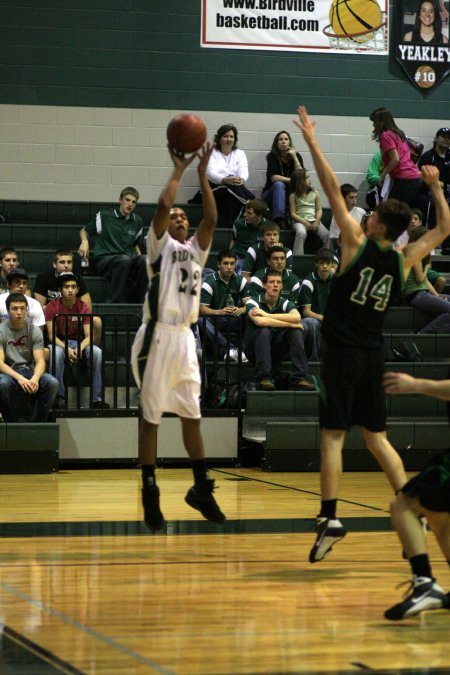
[1,1,449,117]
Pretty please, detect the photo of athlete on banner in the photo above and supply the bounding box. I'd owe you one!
[396,0,450,93]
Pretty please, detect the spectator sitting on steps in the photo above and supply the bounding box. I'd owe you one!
[78,187,147,303]
[241,222,292,282]
[248,245,301,303]
[45,272,109,410]
[200,250,250,362]
[0,292,58,422]
[243,269,315,392]
[231,199,270,274]
[34,248,102,345]
[0,269,45,328]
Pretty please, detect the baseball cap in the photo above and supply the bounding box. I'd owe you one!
[436,127,450,137]
[6,268,28,282]
[56,271,79,287]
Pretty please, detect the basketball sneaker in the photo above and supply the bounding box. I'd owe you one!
[385,576,448,620]
[141,484,166,532]
[309,517,347,563]
[185,479,226,524]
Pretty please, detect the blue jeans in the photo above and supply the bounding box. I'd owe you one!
[201,316,242,359]
[301,317,322,361]
[262,181,288,222]
[244,326,308,384]
[408,291,450,333]
[0,366,59,422]
[49,342,103,401]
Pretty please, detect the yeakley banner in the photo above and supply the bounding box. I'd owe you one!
[395,0,450,94]
[201,0,388,54]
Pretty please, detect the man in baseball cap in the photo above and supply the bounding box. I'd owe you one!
[0,268,45,327]
[418,126,450,247]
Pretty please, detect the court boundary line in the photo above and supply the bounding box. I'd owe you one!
[214,468,389,513]
[0,583,175,675]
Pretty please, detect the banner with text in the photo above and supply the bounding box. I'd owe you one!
[201,0,389,54]
[395,0,450,94]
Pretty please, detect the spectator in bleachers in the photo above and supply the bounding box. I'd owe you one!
[365,150,384,209]
[0,292,58,422]
[298,248,335,361]
[261,130,305,226]
[231,199,269,274]
[418,126,450,252]
[206,124,254,229]
[243,270,314,391]
[34,248,102,345]
[0,247,31,296]
[199,250,250,362]
[329,184,366,250]
[78,187,147,303]
[0,269,45,328]
[370,107,423,207]
[249,246,301,302]
[242,222,292,281]
[395,209,447,292]
[45,272,109,410]
[289,169,331,255]
[404,226,450,333]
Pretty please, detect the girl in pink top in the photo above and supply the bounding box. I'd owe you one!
[370,108,423,207]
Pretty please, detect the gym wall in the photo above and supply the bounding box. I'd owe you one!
[1,0,448,205]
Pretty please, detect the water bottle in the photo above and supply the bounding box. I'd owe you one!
[226,293,235,308]
[81,257,89,276]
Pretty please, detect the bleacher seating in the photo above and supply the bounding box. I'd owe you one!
[2,199,450,471]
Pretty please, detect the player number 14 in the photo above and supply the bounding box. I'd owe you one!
[350,267,393,312]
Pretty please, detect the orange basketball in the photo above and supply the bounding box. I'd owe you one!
[166,114,207,154]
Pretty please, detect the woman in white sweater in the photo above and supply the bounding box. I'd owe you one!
[206,124,254,228]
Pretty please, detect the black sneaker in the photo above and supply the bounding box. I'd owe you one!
[141,484,166,532]
[385,577,447,620]
[185,479,226,524]
[309,516,347,563]
[92,401,110,409]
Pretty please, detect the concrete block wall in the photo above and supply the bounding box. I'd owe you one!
[0,103,447,207]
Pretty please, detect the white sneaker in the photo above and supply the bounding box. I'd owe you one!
[241,352,248,363]
[227,348,239,362]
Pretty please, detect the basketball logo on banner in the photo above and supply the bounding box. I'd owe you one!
[323,0,387,51]
[396,0,450,94]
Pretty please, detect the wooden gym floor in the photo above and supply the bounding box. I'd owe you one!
[0,467,449,674]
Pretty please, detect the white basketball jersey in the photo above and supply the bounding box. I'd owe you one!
[143,227,210,326]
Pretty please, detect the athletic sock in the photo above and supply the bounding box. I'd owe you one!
[319,499,337,520]
[192,458,209,484]
[142,464,156,488]
[410,554,432,580]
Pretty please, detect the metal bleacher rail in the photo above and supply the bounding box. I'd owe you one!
[49,312,142,413]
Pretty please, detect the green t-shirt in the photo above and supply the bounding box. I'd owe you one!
[232,217,268,257]
[298,271,334,314]
[242,242,292,276]
[249,268,300,302]
[84,208,144,259]
[404,266,427,298]
[200,271,248,309]
[244,294,297,341]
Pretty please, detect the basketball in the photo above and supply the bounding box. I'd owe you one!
[166,114,207,154]
[329,0,382,41]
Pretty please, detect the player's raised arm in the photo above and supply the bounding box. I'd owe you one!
[402,165,450,273]
[152,148,197,240]
[294,106,363,246]
[196,143,217,251]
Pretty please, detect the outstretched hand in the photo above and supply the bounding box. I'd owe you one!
[168,145,198,173]
[293,106,317,146]
[197,142,213,177]
[383,371,416,395]
[420,164,440,188]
